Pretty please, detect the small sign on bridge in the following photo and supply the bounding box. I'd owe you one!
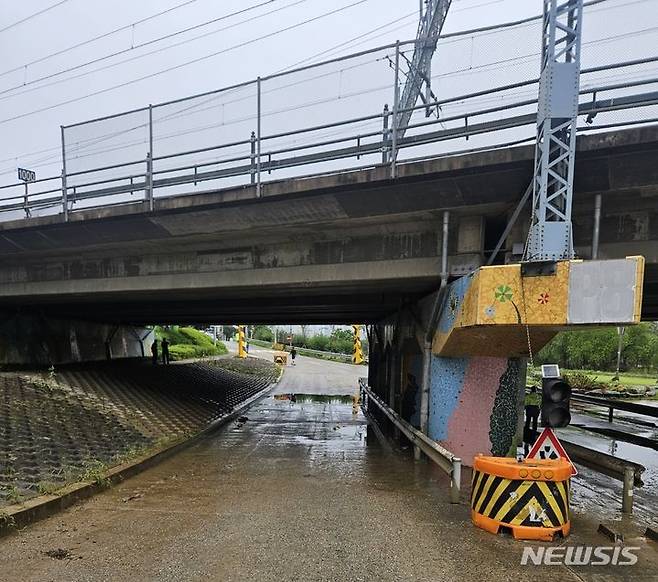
[17,167,36,183]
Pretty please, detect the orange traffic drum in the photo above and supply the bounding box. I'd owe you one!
[471,455,571,541]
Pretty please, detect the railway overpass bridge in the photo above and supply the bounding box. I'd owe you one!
[0,125,656,335]
[1,5,658,574]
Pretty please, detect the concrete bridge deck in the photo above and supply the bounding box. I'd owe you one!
[0,126,657,324]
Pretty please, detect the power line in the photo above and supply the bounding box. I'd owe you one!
[277,11,418,72]
[0,0,203,78]
[0,0,283,96]
[0,0,370,126]
[0,0,72,35]
[3,31,653,175]
[1,3,393,167]
[0,9,412,171]
[8,35,652,176]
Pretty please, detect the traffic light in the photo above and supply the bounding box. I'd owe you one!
[541,375,571,428]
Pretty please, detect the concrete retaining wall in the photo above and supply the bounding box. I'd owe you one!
[0,312,152,365]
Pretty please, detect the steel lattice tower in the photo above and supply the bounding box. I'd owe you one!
[524,0,584,261]
[395,0,452,137]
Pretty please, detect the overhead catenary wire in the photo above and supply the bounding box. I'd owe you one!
[52,28,658,162]
[0,11,419,174]
[0,0,650,171]
[1,51,654,179]
[0,0,631,105]
[1,46,654,178]
[0,0,205,78]
[0,0,72,35]
[0,0,291,97]
[0,8,413,170]
[0,0,370,126]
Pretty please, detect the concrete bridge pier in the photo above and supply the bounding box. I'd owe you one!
[367,256,645,466]
[367,304,528,464]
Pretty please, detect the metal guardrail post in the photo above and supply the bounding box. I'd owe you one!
[382,104,390,164]
[451,457,462,504]
[622,466,634,514]
[562,437,644,513]
[256,77,262,198]
[60,126,69,221]
[391,41,400,178]
[250,131,256,184]
[23,182,30,218]
[147,104,154,211]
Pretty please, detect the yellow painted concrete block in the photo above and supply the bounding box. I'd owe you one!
[432,257,645,358]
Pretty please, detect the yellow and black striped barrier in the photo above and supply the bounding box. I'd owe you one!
[471,456,571,541]
[352,324,363,365]
[237,325,247,359]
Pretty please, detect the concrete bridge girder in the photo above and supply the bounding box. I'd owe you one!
[0,126,655,327]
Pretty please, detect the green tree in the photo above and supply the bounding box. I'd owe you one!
[252,325,274,342]
[308,334,330,351]
[536,323,658,371]
[328,329,353,355]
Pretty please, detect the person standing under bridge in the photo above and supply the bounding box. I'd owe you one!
[401,373,419,427]
[161,338,170,365]
[151,340,159,365]
[523,385,541,454]
[290,347,297,366]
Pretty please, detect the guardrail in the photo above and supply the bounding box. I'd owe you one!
[561,439,644,514]
[571,392,658,423]
[294,346,356,362]
[359,378,461,503]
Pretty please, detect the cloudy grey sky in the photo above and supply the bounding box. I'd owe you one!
[0,0,543,180]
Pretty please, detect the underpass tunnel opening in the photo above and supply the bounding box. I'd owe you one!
[202,321,387,462]
[0,317,380,508]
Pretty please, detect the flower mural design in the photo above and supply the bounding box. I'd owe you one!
[494,284,513,303]
[449,292,459,315]
[538,292,550,305]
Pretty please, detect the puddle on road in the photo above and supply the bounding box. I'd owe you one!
[274,393,355,404]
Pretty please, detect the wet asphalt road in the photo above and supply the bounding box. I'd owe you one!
[1,354,657,581]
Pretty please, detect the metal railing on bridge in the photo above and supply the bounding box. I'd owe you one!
[1,0,657,221]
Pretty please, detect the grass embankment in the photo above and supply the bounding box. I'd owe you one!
[155,326,227,361]
[527,366,657,397]
[566,370,657,386]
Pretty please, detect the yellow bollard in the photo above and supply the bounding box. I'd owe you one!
[471,456,571,541]
[352,324,363,365]
[238,325,247,359]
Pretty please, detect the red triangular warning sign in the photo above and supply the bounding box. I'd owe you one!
[527,427,578,476]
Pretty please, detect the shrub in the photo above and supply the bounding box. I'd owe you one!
[155,326,228,361]
[562,371,607,392]
[168,345,198,361]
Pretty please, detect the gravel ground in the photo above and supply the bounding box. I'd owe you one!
[0,359,274,507]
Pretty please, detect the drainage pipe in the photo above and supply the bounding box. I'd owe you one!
[417,210,450,459]
[592,193,602,259]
